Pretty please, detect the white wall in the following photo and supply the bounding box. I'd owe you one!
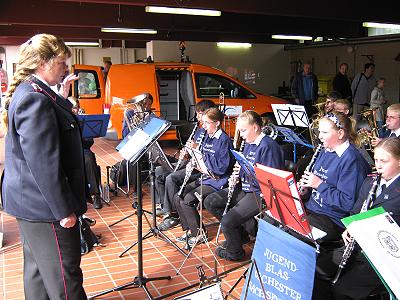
[148,41,290,96]
[289,42,400,104]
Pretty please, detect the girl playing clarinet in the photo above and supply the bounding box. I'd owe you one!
[204,110,284,261]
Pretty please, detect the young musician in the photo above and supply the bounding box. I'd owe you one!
[173,107,234,246]
[1,34,87,299]
[299,112,371,241]
[156,100,216,231]
[314,137,400,300]
[204,111,284,261]
[371,104,400,147]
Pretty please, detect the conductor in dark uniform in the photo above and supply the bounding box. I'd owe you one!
[1,34,88,299]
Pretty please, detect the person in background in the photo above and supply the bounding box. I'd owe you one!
[291,62,319,117]
[204,110,284,261]
[333,99,352,116]
[103,60,112,81]
[1,34,87,299]
[313,137,400,300]
[332,63,352,103]
[370,77,387,135]
[371,104,400,147]
[324,91,342,114]
[299,112,371,241]
[351,63,376,120]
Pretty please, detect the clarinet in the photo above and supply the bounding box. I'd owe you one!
[298,143,324,194]
[331,173,381,285]
[177,131,206,196]
[215,140,246,245]
[174,123,198,172]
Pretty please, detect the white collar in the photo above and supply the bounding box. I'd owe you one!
[381,172,400,189]
[327,140,350,157]
[209,128,222,139]
[250,132,265,146]
[391,128,400,137]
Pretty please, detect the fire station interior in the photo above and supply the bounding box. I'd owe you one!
[1,1,400,299]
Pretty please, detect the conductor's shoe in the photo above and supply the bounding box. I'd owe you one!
[93,195,102,209]
[158,217,180,231]
[215,246,245,261]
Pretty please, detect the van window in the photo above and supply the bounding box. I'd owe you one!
[195,73,255,99]
[75,71,100,99]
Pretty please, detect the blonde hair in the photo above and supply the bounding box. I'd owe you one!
[1,34,71,131]
[322,112,357,144]
[238,110,263,128]
[387,104,400,117]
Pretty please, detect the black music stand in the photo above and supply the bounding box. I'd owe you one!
[271,103,309,128]
[77,114,110,139]
[274,125,313,163]
[89,115,172,300]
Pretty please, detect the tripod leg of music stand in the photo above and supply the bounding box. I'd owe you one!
[108,212,136,227]
[155,230,188,257]
[225,268,248,300]
[119,229,155,258]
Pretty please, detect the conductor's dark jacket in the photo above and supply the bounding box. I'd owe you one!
[2,76,87,221]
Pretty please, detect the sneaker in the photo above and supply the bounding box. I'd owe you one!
[158,217,180,231]
[187,233,208,248]
[93,194,102,209]
[176,231,192,243]
[215,246,245,261]
[156,208,168,217]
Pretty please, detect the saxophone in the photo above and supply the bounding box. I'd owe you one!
[331,173,381,285]
[177,131,206,196]
[174,122,198,172]
[215,138,245,245]
[298,144,324,194]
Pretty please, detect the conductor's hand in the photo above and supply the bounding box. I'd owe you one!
[371,136,382,147]
[60,73,79,98]
[300,171,323,189]
[60,213,77,228]
[342,229,352,245]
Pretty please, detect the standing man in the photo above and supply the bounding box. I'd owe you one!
[332,63,352,103]
[291,62,319,117]
[103,60,112,81]
[351,62,376,120]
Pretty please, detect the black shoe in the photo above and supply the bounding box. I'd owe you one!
[215,246,245,261]
[158,217,180,231]
[93,195,102,209]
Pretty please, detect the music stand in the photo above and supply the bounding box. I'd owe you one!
[274,125,313,162]
[76,114,110,139]
[89,114,172,300]
[271,104,310,128]
[254,164,326,246]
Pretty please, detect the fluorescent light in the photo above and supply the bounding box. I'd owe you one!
[217,42,252,49]
[145,6,221,17]
[65,42,99,47]
[363,22,400,29]
[101,27,157,34]
[272,35,313,41]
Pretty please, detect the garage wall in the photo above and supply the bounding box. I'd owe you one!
[289,42,400,105]
[148,40,291,96]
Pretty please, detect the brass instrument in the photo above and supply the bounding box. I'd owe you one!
[358,108,379,152]
[308,103,325,147]
[124,92,152,130]
[262,123,278,140]
[331,173,381,285]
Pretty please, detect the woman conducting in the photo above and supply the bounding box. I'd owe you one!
[299,112,371,241]
[173,107,234,248]
[204,110,284,261]
[1,34,88,299]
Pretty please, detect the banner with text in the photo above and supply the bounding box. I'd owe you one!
[241,220,316,300]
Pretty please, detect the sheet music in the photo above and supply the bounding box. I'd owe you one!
[187,148,215,178]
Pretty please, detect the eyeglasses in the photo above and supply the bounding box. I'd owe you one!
[203,120,216,125]
[386,115,399,120]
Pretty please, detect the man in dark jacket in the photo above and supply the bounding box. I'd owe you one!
[291,63,319,117]
[332,63,352,103]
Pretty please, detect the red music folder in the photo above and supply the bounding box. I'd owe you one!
[254,163,312,237]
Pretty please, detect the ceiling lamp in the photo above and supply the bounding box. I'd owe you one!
[65,42,99,47]
[217,42,252,49]
[362,22,400,29]
[101,27,157,34]
[145,6,221,17]
[271,35,313,41]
